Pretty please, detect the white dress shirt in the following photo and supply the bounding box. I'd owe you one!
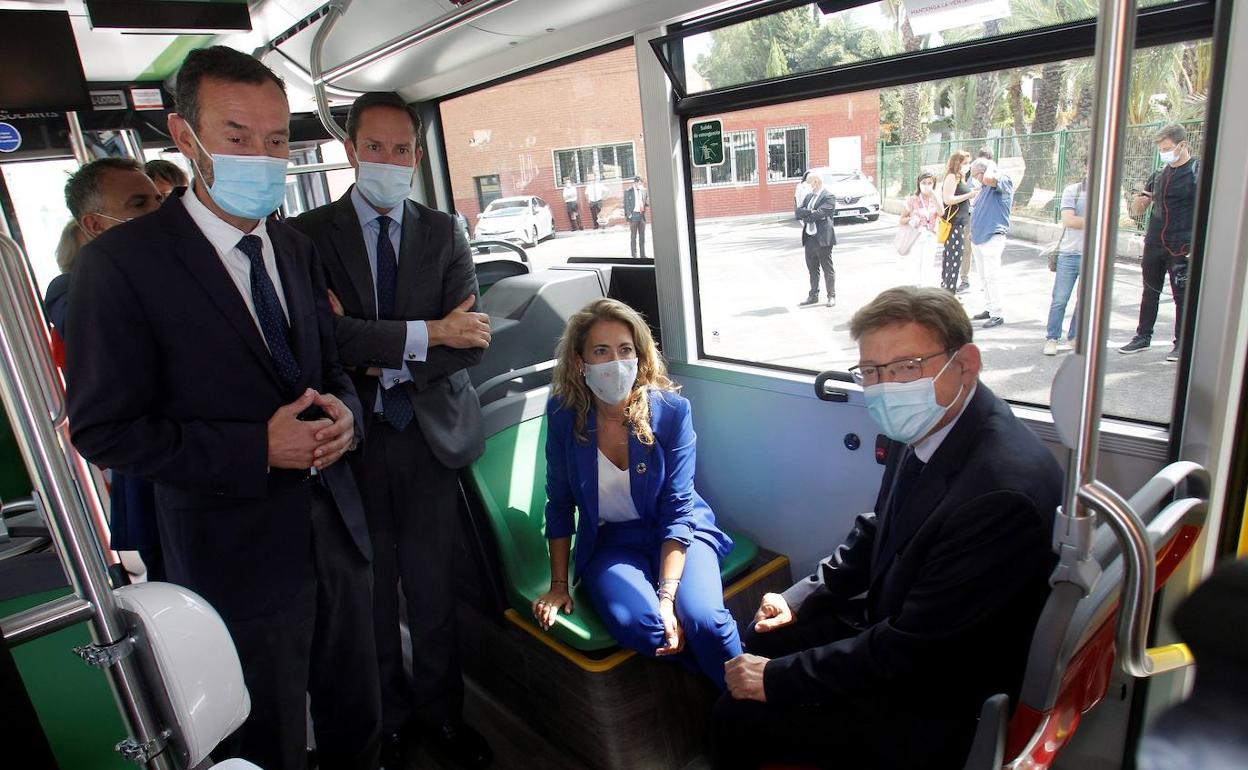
[349,187,430,410]
[597,449,641,525]
[182,186,289,351]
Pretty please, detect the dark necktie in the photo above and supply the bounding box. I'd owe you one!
[237,235,301,389]
[879,448,925,549]
[374,217,414,432]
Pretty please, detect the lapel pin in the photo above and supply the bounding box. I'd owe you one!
[635,462,647,475]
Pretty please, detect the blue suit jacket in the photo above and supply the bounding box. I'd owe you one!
[544,388,731,580]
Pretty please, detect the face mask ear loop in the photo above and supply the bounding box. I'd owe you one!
[183,121,214,186]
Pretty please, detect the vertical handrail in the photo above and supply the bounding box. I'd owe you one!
[0,234,174,767]
[309,0,350,143]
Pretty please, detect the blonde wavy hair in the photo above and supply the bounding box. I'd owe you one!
[552,298,677,446]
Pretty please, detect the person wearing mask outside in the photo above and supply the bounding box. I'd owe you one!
[939,151,976,293]
[1043,176,1087,355]
[899,172,941,287]
[562,176,581,231]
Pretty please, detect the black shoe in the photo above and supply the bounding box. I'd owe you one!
[1118,335,1151,354]
[423,722,493,769]
[380,730,407,770]
[1166,343,1180,362]
[982,316,1004,329]
[971,311,990,321]
[956,281,970,294]
[799,294,819,307]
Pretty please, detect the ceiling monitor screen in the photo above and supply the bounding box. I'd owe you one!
[0,11,91,112]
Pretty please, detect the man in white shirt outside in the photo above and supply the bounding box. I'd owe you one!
[562,176,581,231]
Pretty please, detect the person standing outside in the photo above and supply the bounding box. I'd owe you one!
[624,175,649,258]
[797,173,837,307]
[967,158,1013,329]
[1119,123,1200,361]
[899,172,941,287]
[586,171,606,229]
[794,170,813,209]
[66,46,381,769]
[1044,178,1087,355]
[562,176,581,231]
[289,91,493,770]
[940,151,976,293]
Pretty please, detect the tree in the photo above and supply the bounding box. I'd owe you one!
[967,20,1004,140]
[765,40,789,79]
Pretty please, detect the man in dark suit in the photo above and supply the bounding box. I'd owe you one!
[623,175,649,258]
[797,173,837,307]
[713,286,1062,769]
[65,47,380,770]
[289,92,491,769]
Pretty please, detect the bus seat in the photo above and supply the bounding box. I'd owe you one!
[471,270,605,398]
[962,472,1207,770]
[475,257,530,296]
[465,384,759,652]
[113,582,250,768]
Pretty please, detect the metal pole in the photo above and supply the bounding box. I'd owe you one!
[313,0,517,86]
[65,112,93,166]
[310,1,350,143]
[1064,0,1139,521]
[0,235,174,768]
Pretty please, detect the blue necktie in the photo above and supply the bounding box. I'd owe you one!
[237,235,301,389]
[375,217,414,431]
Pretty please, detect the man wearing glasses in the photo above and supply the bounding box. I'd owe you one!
[713,286,1063,769]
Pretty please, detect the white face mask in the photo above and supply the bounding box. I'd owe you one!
[584,358,638,405]
[960,164,970,176]
[1158,146,1182,164]
[920,183,934,194]
[863,351,963,444]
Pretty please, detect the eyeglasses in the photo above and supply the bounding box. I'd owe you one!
[848,349,955,386]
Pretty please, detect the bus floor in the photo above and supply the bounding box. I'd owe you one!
[391,676,712,770]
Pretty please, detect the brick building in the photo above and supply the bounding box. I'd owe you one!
[440,47,880,232]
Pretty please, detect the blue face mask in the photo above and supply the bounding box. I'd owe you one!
[187,125,289,220]
[356,160,414,210]
[863,351,964,444]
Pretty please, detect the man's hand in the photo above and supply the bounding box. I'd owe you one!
[725,654,769,702]
[327,289,345,317]
[267,389,332,469]
[311,391,356,470]
[427,295,491,349]
[752,592,795,633]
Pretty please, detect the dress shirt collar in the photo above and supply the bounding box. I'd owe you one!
[913,384,977,463]
[182,183,269,255]
[351,184,415,229]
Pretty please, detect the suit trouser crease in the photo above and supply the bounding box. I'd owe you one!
[358,417,463,732]
[215,485,381,770]
[971,233,1006,316]
[630,218,647,258]
[804,240,835,298]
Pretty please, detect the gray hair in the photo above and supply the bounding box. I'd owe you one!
[64,157,144,221]
[970,158,992,174]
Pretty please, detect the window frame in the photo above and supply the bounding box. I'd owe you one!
[764,124,808,181]
[551,141,639,187]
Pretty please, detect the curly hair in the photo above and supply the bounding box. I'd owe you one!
[552,298,676,446]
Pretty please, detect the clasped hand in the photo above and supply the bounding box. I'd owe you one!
[267,388,355,470]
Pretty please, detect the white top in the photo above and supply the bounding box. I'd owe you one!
[562,184,578,203]
[181,187,289,349]
[913,384,978,463]
[597,449,641,525]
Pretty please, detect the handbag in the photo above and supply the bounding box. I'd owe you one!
[1041,233,1063,272]
[936,207,954,244]
[893,224,921,256]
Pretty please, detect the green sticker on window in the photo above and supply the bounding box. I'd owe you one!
[691,119,725,167]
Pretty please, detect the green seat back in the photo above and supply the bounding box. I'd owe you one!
[0,414,33,503]
[467,412,759,652]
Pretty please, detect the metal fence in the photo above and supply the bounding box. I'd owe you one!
[877,120,1204,231]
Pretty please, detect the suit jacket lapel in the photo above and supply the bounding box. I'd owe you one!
[164,197,283,389]
[396,200,430,317]
[331,192,378,319]
[628,429,652,518]
[868,386,993,587]
[578,410,600,526]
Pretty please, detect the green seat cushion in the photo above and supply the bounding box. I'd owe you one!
[467,413,760,652]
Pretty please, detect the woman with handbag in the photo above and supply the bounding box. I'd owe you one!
[939,150,977,292]
[898,172,942,286]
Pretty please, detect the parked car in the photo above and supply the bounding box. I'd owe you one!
[473,196,555,246]
[807,167,881,221]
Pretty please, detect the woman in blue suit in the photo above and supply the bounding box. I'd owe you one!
[532,298,742,688]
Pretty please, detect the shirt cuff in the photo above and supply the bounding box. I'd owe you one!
[403,320,429,363]
[379,366,411,389]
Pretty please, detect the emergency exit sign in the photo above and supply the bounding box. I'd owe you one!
[690,119,724,167]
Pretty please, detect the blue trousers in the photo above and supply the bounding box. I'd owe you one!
[582,521,742,689]
[1046,252,1081,341]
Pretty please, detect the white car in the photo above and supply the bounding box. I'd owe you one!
[808,167,881,222]
[473,196,555,246]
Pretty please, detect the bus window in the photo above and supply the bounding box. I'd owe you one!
[439,44,650,266]
[1,158,79,293]
[687,38,1212,425]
